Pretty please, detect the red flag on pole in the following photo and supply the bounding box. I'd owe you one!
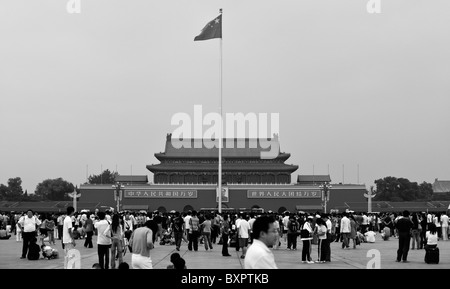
[194,14,222,41]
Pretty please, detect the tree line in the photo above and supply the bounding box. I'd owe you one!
[0,169,118,202]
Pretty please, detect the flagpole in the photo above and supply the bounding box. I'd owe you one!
[218,8,223,214]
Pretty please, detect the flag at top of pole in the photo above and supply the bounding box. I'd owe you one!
[194,10,222,41]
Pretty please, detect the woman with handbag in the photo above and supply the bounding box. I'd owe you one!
[300,216,314,264]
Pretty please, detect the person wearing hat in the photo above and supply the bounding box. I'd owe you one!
[300,216,314,264]
[395,210,413,263]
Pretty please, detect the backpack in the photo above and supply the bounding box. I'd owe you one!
[190,218,199,232]
[46,220,55,231]
[288,221,298,233]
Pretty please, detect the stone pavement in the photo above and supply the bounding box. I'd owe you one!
[0,234,448,269]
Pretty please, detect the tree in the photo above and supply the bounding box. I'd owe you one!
[418,182,433,200]
[88,169,118,184]
[35,178,74,201]
[373,176,432,201]
[0,177,25,201]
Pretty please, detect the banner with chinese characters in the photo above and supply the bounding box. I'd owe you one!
[247,190,321,198]
[124,190,198,198]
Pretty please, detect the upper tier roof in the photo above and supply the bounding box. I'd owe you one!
[155,133,288,159]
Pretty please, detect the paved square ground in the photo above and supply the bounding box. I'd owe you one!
[0,234,447,269]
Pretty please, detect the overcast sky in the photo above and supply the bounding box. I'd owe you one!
[1,0,449,193]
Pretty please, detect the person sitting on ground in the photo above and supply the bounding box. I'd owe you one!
[425,223,438,249]
[41,244,59,259]
[381,226,391,241]
[365,230,376,243]
[166,252,187,269]
[356,231,366,243]
[27,237,41,260]
[0,225,11,240]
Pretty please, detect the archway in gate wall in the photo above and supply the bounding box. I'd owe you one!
[278,206,287,214]
[183,205,194,213]
[157,206,167,213]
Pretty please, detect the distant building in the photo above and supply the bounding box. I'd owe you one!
[80,134,367,213]
[433,178,450,196]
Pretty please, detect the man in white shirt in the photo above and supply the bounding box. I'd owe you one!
[94,211,112,269]
[63,206,76,269]
[184,211,192,243]
[18,209,41,259]
[340,213,351,249]
[247,213,256,243]
[441,213,449,241]
[244,216,278,269]
[237,213,250,259]
[361,214,369,233]
[365,230,376,243]
[282,212,290,245]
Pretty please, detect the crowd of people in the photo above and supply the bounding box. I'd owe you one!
[1,208,448,268]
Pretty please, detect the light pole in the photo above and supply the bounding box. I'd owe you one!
[319,182,332,214]
[112,182,125,213]
[364,186,376,213]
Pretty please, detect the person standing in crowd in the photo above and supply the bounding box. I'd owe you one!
[45,215,56,245]
[200,214,213,251]
[184,210,192,245]
[129,220,154,269]
[323,214,332,262]
[419,213,427,249]
[211,213,221,244]
[247,213,256,244]
[272,215,281,250]
[110,213,124,269]
[349,215,358,249]
[286,215,299,250]
[237,213,250,259]
[434,213,442,240]
[361,213,369,233]
[57,214,64,241]
[410,213,420,250]
[395,210,413,263]
[171,211,185,251]
[83,213,94,248]
[315,218,327,263]
[340,212,351,249]
[282,211,290,246]
[94,211,112,269]
[332,215,340,242]
[441,213,449,241]
[221,214,231,257]
[188,210,200,251]
[15,214,23,242]
[244,215,278,269]
[18,209,41,259]
[300,216,314,264]
[62,206,76,269]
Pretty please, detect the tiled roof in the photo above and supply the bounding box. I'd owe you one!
[115,175,148,183]
[433,179,450,193]
[297,175,331,183]
[158,134,285,159]
[147,163,298,172]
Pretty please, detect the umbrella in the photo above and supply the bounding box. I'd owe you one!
[169,210,176,213]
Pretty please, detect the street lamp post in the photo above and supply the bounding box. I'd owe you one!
[319,182,332,214]
[112,182,125,213]
[364,186,376,213]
